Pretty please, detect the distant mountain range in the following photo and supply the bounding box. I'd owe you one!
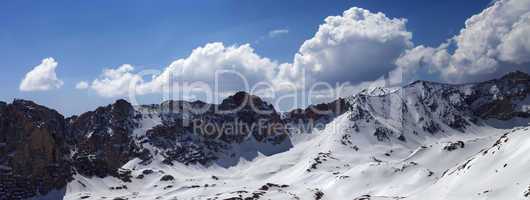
[1,71,529,200]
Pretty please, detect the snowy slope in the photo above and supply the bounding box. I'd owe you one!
[408,126,530,200]
[58,114,529,200]
[33,72,530,200]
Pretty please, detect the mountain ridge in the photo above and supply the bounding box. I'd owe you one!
[0,71,529,199]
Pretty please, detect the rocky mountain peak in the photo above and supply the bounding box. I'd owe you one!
[228,91,253,102]
[285,98,351,131]
[500,70,530,81]
[7,99,65,130]
[65,99,143,182]
[219,91,275,112]
[69,99,138,137]
[358,87,398,97]
[110,99,137,128]
[11,99,61,116]
[341,71,530,143]
[12,98,37,106]
[159,99,209,114]
[112,99,134,113]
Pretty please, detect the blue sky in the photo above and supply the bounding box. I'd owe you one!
[0,0,499,115]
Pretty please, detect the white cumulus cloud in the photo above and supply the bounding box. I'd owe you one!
[138,42,280,96]
[19,57,64,92]
[89,64,144,98]
[396,0,530,83]
[85,43,281,98]
[276,7,413,87]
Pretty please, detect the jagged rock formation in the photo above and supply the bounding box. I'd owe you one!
[285,98,351,131]
[0,100,72,199]
[470,71,530,119]
[67,99,144,180]
[140,91,292,167]
[0,92,292,199]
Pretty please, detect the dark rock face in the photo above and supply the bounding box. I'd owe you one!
[0,100,72,199]
[214,91,286,143]
[149,92,286,143]
[68,100,142,179]
[143,92,291,166]
[470,71,530,120]
[443,141,465,151]
[0,99,144,199]
[285,98,351,131]
[160,175,174,181]
[374,127,392,142]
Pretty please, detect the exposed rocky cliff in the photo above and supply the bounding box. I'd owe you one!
[67,99,143,180]
[0,100,72,199]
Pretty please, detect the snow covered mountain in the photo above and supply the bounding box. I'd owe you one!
[1,71,529,200]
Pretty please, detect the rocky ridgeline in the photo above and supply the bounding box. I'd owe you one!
[0,71,529,199]
[470,71,530,119]
[141,91,291,166]
[338,70,530,143]
[0,91,293,199]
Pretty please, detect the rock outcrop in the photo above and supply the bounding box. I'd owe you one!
[285,98,351,131]
[68,99,143,179]
[142,91,292,166]
[0,100,72,199]
[470,71,530,119]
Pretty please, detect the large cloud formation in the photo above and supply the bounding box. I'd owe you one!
[396,0,530,83]
[140,42,279,94]
[278,7,412,86]
[82,1,530,99]
[84,43,279,98]
[84,7,413,98]
[20,57,64,91]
